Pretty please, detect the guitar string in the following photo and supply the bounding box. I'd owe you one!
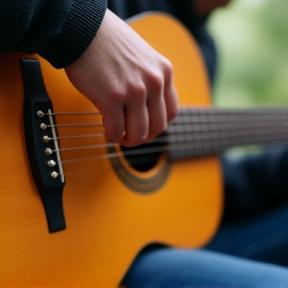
[44,108,288,117]
[41,110,288,164]
[52,124,288,153]
[44,112,101,116]
[43,112,288,129]
[45,117,284,141]
[43,109,288,125]
[48,115,288,150]
[46,116,288,143]
[45,123,103,128]
[60,130,288,165]
[56,126,288,164]
[46,133,105,140]
[61,145,170,163]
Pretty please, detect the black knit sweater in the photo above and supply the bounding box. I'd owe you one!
[0,0,107,68]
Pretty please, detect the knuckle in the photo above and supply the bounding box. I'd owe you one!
[108,87,126,103]
[148,72,163,91]
[128,82,147,98]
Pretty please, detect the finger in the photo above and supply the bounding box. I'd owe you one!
[162,60,179,122]
[102,105,125,143]
[120,87,149,147]
[146,85,167,143]
[164,79,179,122]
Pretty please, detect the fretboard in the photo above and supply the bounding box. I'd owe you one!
[167,107,288,161]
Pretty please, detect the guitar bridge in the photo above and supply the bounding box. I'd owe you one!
[21,59,66,233]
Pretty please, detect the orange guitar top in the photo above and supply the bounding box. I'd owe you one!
[0,13,222,287]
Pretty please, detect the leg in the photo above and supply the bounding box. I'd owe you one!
[208,147,288,266]
[206,205,288,266]
[122,248,288,288]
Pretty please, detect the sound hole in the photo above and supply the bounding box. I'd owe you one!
[121,141,164,172]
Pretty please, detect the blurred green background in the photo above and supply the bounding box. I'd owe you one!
[207,0,288,107]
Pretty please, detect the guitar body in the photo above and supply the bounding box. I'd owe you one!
[0,14,222,287]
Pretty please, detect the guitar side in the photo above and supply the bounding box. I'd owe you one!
[0,13,222,287]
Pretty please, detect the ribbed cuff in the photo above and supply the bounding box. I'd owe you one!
[39,0,107,68]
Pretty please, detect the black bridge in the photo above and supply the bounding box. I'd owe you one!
[21,59,66,233]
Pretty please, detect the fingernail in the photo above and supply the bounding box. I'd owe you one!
[121,131,126,138]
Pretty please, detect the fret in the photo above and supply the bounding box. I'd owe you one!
[168,107,288,161]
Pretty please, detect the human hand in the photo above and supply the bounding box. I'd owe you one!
[65,9,179,147]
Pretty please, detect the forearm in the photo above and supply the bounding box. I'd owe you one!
[0,0,107,68]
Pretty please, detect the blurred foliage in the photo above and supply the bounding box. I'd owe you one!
[208,0,288,107]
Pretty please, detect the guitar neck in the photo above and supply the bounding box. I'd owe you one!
[167,107,288,160]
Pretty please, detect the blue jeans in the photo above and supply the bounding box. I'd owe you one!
[206,205,288,267]
[122,248,288,288]
[122,206,288,288]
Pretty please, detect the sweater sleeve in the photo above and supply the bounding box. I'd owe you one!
[0,0,107,68]
[222,146,288,221]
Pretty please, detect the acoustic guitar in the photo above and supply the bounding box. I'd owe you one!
[1,13,288,287]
